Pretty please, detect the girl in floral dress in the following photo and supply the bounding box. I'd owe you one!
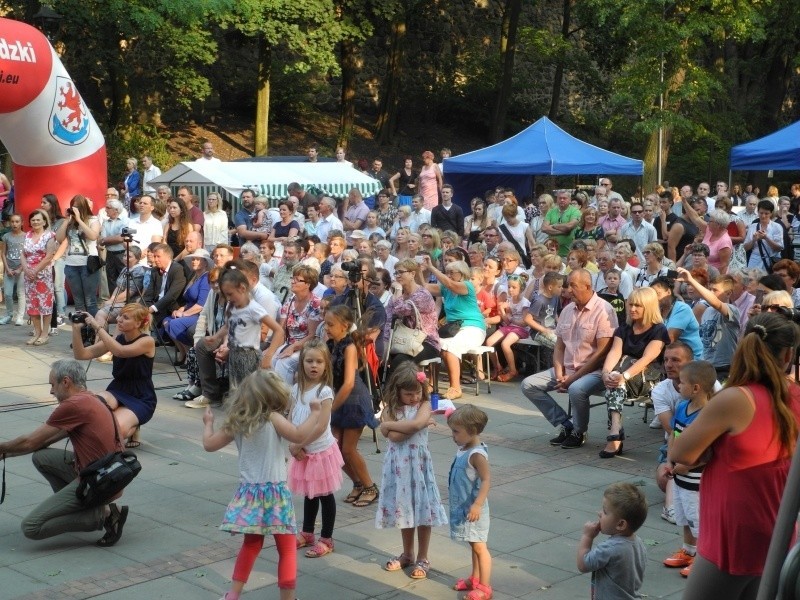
[202,370,322,600]
[376,363,448,580]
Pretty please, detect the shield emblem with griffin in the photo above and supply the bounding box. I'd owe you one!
[49,76,90,145]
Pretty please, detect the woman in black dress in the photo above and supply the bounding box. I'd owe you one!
[389,156,418,208]
[72,303,156,447]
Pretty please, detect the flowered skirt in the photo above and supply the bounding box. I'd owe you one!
[221,482,296,535]
[288,443,345,499]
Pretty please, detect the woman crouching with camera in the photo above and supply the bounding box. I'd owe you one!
[71,303,156,448]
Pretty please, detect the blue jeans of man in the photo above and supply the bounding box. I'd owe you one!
[64,264,100,316]
[520,368,605,434]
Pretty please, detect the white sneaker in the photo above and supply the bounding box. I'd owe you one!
[661,506,676,524]
[649,416,663,429]
[185,396,211,409]
[14,318,24,326]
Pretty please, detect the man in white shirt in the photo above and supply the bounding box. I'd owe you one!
[316,197,343,243]
[408,195,431,233]
[619,204,657,262]
[600,177,623,203]
[594,249,634,298]
[736,194,759,227]
[198,142,221,163]
[141,155,162,194]
[130,195,164,263]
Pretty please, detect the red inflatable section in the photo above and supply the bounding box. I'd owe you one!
[0,18,106,221]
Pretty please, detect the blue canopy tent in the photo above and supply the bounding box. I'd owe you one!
[730,120,800,171]
[442,116,644,209]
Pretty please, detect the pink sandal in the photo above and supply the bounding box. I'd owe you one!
[296,531,315,549]
[462,582,493,600]
[304,537,333,558]
[454,576,478,591]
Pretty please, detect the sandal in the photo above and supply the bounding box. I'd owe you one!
[343,483,364,503]
[462,582,493,599]
[454,576,479,591]
[443,387,463,400]
[496,370,517,382]
[33,337,49,346]
[352,484,379,507]
[125,426,141,449]
[305,537,333,558]
[296,531,315,548]
[385,553,413,572]
[96,504,129,547]
[174,389,199,402]
[410,558,430,579]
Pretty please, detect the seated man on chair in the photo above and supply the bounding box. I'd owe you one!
[520,269,618,449]
[141,243,187,338]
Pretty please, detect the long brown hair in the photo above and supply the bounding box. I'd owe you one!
[167,198,193,247]
[727,313,800,454]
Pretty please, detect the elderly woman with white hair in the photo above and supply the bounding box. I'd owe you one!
[421,256,486,400]
[701,209,733,274]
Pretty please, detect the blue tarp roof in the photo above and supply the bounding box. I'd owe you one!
[730,120,800,171]
[443,116,644,176]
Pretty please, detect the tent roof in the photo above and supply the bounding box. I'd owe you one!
[149,161,382,199]
[730,121,800,171]
[443,116,643,176]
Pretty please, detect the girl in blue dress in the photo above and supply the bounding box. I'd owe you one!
[203,370,322,600]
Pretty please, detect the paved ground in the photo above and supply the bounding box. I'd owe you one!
[0,323,690,599]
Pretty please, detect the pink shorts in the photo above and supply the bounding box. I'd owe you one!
[498,324,530,339]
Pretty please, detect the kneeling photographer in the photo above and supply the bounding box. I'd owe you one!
[71,303,156,449]
[0,359,130,546]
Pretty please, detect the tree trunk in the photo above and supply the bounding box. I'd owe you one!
[254,36,271,157]
[375,18,407,145]
[548,0,571,120]
[338,40,359,150]
[643,66,685,191]
[489,0,522,142]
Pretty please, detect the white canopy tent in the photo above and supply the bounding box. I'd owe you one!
[149,160,383,205]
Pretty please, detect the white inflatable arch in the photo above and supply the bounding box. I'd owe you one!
[0,18,106,219]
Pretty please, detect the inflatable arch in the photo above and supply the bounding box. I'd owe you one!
[0,17,106,221]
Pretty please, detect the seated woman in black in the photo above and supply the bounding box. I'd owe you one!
[71,303,156,448]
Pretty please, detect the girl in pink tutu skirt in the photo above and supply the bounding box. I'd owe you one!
[203,370,322,600]
[289,339,345,558]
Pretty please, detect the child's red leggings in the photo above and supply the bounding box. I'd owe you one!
[232,533,296,589]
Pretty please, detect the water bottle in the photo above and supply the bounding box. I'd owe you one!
[431,391,439,411]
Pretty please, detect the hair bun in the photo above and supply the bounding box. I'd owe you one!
[751,323,768,341]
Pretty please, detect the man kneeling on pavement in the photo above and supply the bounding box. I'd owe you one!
[0,359,129,546]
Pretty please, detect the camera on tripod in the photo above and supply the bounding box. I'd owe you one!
[69,312,88,324]
[341,261,362,283]
[121,226,137,238]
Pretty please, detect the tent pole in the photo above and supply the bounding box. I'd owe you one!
[728,169,732,190]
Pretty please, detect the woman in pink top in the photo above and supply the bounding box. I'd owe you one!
[672,312,800,600]
[701,209,733,273]
[417,151,442,211]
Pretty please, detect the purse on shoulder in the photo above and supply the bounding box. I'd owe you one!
[390,303,427,357]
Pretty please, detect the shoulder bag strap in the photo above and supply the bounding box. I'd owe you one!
[499,223,532,269]
[96,395,123,447]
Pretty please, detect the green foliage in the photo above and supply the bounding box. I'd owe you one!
[105,124,173,184]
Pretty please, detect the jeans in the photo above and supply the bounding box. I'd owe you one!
[520,368,605,433]
[21,449,105,540]
[64,263,100,316]
[53,258,66,316]
[3,270,24,319]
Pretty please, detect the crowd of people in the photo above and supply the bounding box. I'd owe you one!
[2,153,800,599]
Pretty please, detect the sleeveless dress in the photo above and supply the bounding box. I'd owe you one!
[222,422,296,535]
[448,442,490,542]
[418,164,439,210]
[698,383,800,575]
[328,335,378,430]
[287,384,344,499]
[375,404,448,529]
[23,230,55,316]
[106,334,157,424]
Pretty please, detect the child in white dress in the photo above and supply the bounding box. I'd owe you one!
[376,362,448,580]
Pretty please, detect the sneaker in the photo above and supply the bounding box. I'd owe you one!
[185,396,211,408]
[639,398,653,408]
[649,416,663,429]
[0,316,10,325]
[661,506,676,524]
[549,426,571,446]
[680,563,692,577]
[14,318,24,326]
[49,327,59,336]
[560,429,586,449]
[56,316,65,326]
[663,548,695,568]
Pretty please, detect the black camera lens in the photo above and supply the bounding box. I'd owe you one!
[341,261,358,272]
[68,312,88,324]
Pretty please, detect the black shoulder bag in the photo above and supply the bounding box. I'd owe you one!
[499,223,532,269]
[75,397,142,507]
[756,235,776,273]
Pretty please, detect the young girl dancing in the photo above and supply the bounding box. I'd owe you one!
[289,339,345,558]
[203,370,322,600]
[377,363,448,580]
[448,404,492,600]
[325,305,380,508]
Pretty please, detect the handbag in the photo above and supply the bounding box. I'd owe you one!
[75,397,141,507]
[438,319,463,338]
[757,237,775,273]
[390,303,427,357]
[87,255,105,274]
